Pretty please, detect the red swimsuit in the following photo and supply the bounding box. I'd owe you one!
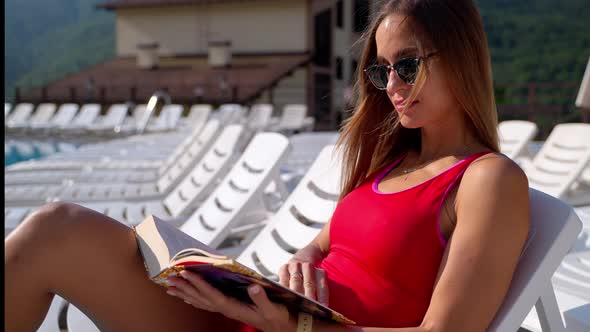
[318,152,489,327]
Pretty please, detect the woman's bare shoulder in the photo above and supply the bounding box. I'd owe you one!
[461,152,529,192]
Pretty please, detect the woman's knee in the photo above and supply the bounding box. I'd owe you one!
[18,202,104,246]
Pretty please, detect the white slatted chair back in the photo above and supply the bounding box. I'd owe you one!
[187,104,212,125]
[156,119,221,188]
[5,103,11,118]
[6,103,34,126]
[527,123,590,199]
[132,104,148,123]
[50,104,79,127]
[217,104,246,125]
[29,103,57,126]
[498,120,539,159]
[180,132,290,248]
[152,104,183,130]
[238,145,342,275]
[67,304,100,332]
[489,189,582,331]
[159,116,211,174]
[35,295,67,332]
[278,104,307,130]
[247,104,273,131]
[164,125,244,218]
[72,104,100,127]
[98,104,128,127]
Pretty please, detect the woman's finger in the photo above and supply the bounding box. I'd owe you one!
[278,264,290,288]
[179,271,259,323]
[288,262,304,294]
[315,268,329,306]
[166,286,214,311]
[166,276,213,307]
[301,263,317,300]
[247,285,278,321]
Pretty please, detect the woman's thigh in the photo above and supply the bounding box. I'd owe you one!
[6,202,241,331]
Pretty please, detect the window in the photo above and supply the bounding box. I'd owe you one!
[350,59,359,83]
[314,9,332,67]
[335,57,343,80]
[336,0,344,28]
[353,0,370,33]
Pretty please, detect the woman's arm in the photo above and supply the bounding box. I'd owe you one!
[289,221,332,265]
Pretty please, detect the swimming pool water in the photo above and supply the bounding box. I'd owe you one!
[5,140,79,166]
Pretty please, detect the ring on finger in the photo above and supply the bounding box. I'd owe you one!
[290,271,304,279]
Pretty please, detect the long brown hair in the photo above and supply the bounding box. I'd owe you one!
[337,0,499,200]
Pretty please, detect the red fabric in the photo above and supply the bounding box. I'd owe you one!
[318,152,490,327]
[237,323,259,332]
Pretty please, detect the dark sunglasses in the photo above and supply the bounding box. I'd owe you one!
[363,52,437,89]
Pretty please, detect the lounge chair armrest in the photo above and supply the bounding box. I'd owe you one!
[229,220,268,237]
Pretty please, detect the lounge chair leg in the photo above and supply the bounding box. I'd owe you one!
[535,284,566,332]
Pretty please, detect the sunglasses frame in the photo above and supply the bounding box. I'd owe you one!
[364,52,438,90]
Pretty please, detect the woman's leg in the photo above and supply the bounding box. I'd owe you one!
[5,202,241,332]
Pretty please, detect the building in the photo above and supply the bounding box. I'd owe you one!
[22,0,376,129]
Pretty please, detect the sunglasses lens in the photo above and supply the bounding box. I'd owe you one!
[365,65,389,89]
[395,58,420,85]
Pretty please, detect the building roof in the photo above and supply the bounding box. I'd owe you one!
[23,53,310,105]
[98,0,265,10]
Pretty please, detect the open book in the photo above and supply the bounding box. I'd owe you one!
[133,215,355,325]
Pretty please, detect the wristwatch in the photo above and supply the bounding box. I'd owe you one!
[297,312,313,332]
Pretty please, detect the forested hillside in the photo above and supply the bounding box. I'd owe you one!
[4,0,115,99]
[478,0,590,84]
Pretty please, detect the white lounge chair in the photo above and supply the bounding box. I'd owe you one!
[280,132,341,191]
[178,131,290,247]
[182,104,212,128]
[214,104,247,125]
[5,102,12,118]
[498,120,539,160]
[67,104,101,130]
[269,104,315,135]
[5,106,209,173]
[35,295,68,332]
[74,125,245,221]
[17,124,240,203]
[520,207,590,332]
[245,104,273,132]
[237,144,342,273]
[4,123,239,235]
[87,103,128,133]
[6,103,34,128]
[147,104,184,132]
[4,120,221,199]
[28,103,57,128]
[523,123,590,206]
[489,189,583,331]
[46,103,79,129]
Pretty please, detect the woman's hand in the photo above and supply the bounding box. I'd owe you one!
[278,244,330,305]
[166,271,296,332]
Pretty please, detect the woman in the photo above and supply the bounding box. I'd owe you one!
[5,0,530,331]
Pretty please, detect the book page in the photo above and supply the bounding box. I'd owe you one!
[152,215,222,258]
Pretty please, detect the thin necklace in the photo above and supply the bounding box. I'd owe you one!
[401,146,475,181]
